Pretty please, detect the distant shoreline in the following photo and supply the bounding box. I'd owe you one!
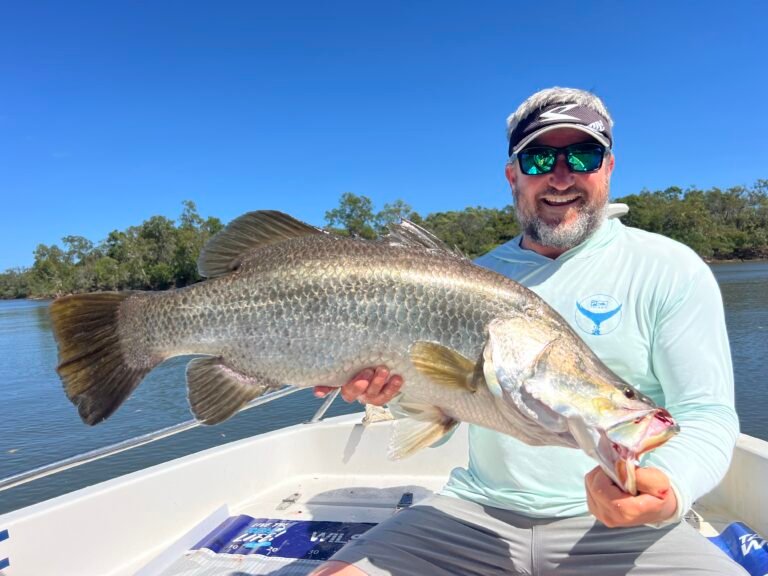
[705,257,768,264]
[3,258,767,302]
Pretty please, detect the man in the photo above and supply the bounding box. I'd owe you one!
[311,87,744,575]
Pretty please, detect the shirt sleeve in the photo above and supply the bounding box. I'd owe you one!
[641,262,739,519]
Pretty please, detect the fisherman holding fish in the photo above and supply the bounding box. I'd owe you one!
[50,87,744,574]
[312,88,745,575]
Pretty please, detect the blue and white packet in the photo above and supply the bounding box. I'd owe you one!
[708,522,768,576]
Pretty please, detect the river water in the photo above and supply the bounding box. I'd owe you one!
[0,261,766,514]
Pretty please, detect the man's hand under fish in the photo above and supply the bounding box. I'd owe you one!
[314,366,402,405]
[315,369,678,528]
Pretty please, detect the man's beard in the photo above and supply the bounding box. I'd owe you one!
[514,185,609,251]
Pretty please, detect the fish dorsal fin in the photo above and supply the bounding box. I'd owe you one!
[186,357,281,424]
[410,341,480,392]
[198,210,325,278]
[383,219,466,259]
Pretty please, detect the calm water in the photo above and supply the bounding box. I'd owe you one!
[0,261,766,514]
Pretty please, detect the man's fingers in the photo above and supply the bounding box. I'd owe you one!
[368,374,403,406]
[361,374,403,405]
[362,366,389,399]
[340,369,374,402]
[585,466,628,507]
[634,467,672,498]
[313,386,334,398]
[586,466,622,497]
[586,465,677,527]
[318,366,403,405]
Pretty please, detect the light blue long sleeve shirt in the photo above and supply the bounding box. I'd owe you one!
[441,217,740,518]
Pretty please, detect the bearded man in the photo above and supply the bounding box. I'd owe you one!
[312,87,745,576]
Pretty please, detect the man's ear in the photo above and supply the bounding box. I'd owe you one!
[505,162,516,189]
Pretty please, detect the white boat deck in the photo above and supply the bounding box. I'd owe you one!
[239,474,441,523]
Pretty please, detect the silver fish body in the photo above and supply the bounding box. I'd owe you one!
[119,230,562,440]
[51,211,678,492]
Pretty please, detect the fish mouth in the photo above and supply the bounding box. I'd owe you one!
[607,407,679,460]
[602,408,679,493]
[564,406,679,495]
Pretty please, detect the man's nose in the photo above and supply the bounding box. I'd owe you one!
[547,154,575,190]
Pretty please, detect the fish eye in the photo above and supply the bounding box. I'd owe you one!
[623,387,636,399]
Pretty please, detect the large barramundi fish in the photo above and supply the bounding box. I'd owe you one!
[50,211,679,493]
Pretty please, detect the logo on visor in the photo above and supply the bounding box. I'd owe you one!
[539,104,580,123]
[575,294,622,336]
[588,120,605,132]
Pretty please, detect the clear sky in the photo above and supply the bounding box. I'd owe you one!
[1,0,766,270]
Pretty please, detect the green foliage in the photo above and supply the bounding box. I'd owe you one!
[323,193,517,257]
[325,192,378,239]
[616,181,768,260]
[375,199,420,232]
[1,201,223,298]
[0,268,32,299]
[2,181,767,299]
[421,205,520,258]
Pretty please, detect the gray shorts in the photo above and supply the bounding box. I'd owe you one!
[330,494,747,576]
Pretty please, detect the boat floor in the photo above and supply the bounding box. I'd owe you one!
[154,471,738,576]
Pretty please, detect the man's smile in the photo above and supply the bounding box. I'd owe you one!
[540,192,582,208]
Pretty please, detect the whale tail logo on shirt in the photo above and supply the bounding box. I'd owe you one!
[575,295,622,336]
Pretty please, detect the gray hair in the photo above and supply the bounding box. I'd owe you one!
[506,87,614,141]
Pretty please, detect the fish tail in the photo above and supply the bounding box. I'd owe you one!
[50,292,162,425]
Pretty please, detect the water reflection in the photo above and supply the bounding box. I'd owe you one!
[33,301,53,331]
[710,261,768,441]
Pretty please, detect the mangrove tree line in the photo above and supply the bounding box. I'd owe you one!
[1,181,766,299]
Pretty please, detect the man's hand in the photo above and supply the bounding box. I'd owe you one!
[313,366,403,406]
[585,466,677,527]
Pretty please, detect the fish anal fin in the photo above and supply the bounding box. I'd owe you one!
[388,400,458,459]
[186,357,280,424]
[410,341,480,392]
[197,211,326,278]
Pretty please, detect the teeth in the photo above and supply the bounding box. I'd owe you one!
[542,194,579,205]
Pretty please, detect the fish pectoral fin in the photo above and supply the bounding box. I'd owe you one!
[186,357,279,424]
[410,341,480,392]
[197,211,326,278]
[387,400,458,459]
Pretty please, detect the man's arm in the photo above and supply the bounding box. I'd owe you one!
[639,264,739,518]
[587,263,739,527]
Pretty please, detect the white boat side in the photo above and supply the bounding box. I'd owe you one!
[0,413,766,576]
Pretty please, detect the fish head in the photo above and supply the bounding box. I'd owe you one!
[534,353,680,494]
[484,316,680,493]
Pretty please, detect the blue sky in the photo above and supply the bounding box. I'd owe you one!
[2,0,766,270]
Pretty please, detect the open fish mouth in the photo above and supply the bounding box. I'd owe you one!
[603,408,680,493]
[607,408,679,458]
